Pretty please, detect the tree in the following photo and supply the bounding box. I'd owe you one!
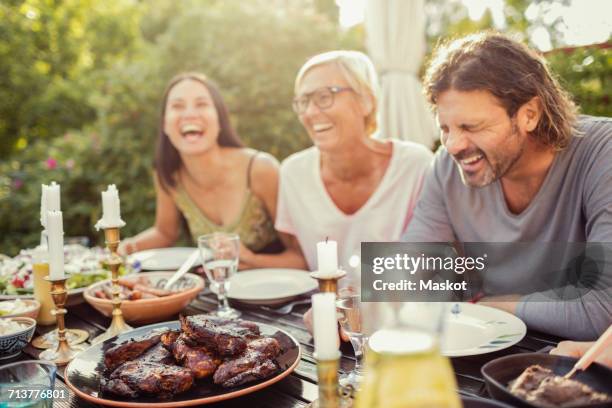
[0,0,141,158]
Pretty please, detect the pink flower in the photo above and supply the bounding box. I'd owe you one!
[46,157,57,170]
[12,179,23,190]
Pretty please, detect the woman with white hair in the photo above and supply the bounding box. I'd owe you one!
[264,50,434,280]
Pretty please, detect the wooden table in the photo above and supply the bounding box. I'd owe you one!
[17,290,563,407]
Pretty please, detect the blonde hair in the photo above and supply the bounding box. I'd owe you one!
[295,50,379,135]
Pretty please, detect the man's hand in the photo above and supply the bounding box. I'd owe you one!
[551,340,612,369]
[303,307,349,342]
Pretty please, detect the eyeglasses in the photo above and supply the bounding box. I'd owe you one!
[292,86,353,114]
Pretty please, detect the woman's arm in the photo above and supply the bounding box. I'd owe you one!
[239,153,308,270]
[119,173,181,255]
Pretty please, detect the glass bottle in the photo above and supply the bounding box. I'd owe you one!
[354,302,461,408]
[32,246,55,325]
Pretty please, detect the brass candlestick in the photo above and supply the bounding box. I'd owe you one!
[308,351,352,408]
[93,227,131,344]
[310,269,347,294]
[39,277,86,365]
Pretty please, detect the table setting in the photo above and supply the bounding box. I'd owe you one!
[0,182,610,408]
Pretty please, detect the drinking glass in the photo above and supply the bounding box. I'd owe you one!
[197,232,241,319]
[336,287,367,390]
[0,360,57,408]
[354,302,461,408]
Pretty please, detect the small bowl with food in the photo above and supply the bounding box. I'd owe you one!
[482,352,612,408]
[83,272,205,324]
[0,299,40,319]
[0,317,37,359]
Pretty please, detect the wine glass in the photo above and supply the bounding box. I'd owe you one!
[197,232,241,319]
[336,287,367,390]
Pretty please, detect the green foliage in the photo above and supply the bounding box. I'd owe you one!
[0,0,142,158]
[0,126,158,256]
[547,46,611,117]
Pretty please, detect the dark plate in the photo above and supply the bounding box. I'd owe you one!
[64,320,301,407]
[482,353,612,408]
[462,396,514,407]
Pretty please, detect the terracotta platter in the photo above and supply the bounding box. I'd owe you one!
[64,320,301,407]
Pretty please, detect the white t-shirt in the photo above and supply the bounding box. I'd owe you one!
[276,139,433,282]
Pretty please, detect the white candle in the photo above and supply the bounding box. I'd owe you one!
[95,184,126,230]
[312,292,339,360]
[40,182,60,228]
[47,210,65,280]
[316,240,338,277]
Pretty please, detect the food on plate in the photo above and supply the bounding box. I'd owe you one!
[179,314,260,356]
[104,331,165,371]
[101,361,194,400]
[100,314,282,399]
[509,365,611,407]
[213,337,281,388]
[0,299,34,316]
[166,332,221,379]
[93,276,176,301]
[0,245,139,296]
[0,318,28,335]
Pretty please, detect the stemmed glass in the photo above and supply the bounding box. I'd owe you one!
[336,287,367,390]
[197,232,241,319]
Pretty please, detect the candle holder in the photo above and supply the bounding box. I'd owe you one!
[308,352,352,408]
[92,227,132,344]
[39,277,86,365]
[32,328,89,350]
[310,269,347,294]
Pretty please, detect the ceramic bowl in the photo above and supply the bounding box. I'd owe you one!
[0,299,40,320]
[0,317,36,359]
[84,272,205,324]
[482,352,612,408]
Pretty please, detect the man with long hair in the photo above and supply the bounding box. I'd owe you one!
[403,32,611,340]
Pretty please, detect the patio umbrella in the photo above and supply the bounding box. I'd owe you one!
[365,0,438,148]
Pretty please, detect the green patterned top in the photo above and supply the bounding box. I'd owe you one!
[172,155,278,252]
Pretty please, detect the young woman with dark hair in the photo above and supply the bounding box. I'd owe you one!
[119,73,306,269]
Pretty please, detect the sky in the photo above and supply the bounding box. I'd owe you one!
[336,0,612,51]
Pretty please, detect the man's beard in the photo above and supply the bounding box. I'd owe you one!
[455,121,523,188]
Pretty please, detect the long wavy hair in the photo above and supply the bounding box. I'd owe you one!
[424,32,577,150]
[154,72,244,192]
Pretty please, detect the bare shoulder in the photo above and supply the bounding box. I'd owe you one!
[249,151,280,196]
[251,151,280,174]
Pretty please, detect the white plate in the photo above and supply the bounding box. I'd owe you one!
[128,247,200,271]
[223,268,317,306]
[441,303,526,357]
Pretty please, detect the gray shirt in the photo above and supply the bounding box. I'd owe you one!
[403,116,612,340]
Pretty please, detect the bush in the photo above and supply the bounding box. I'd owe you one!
[546,45,611,117]
[0,129,156,256]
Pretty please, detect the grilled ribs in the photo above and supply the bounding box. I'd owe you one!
[138,343,175,365]
[104,331,164,371]
[160,330,180,350]
[180,315,260,357]
[171,334,221,379]
[101,361,193,399]
[213,337,281,388]
[101,314,283,398]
